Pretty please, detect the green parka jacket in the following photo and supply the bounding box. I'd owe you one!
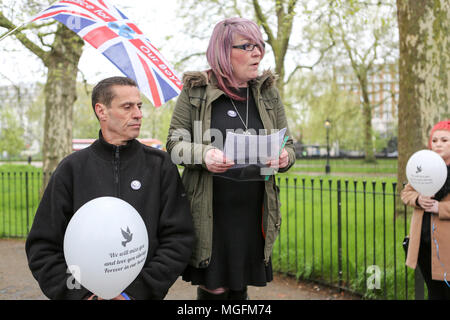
[166,70,295,268]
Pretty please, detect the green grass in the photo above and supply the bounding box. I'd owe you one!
[0,163,417,299]
[272,173,415,300]
[0,165,42,238]
[292,158,397,174]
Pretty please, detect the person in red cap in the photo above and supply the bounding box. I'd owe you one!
[402,120,450,299]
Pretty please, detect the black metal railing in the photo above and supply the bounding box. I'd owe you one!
[272,176,425,300]
[0,171,45,238]
[0,171,424,299]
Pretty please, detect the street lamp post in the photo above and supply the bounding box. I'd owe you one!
[324,119,331,174]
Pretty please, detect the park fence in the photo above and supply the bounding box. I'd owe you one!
[0,170,426,299]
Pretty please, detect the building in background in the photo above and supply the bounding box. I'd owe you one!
[0,83,39,106]
[334,63,399,134]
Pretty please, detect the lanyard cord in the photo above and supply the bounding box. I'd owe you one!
[229,88,249,132]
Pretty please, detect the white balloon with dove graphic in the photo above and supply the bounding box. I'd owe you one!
[64,197,148,299]
[406,150,447,197]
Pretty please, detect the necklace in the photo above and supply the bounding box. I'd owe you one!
[229,87,250,135]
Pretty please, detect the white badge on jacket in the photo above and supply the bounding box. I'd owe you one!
[227,110,237,118]
[130,180,141,190]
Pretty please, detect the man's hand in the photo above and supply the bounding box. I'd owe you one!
[204,148,234,173]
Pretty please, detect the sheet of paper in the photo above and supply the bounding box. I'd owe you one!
[223,128,287,168]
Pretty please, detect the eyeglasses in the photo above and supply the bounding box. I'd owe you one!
[232,43,265,51]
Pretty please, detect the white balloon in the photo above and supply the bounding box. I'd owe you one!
[406,150,448,197]
[63,197,148,299]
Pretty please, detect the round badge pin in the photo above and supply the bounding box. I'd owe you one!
[227,110,237,118]
[130,180,141,190]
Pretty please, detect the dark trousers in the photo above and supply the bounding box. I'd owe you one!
[417,230,450,300]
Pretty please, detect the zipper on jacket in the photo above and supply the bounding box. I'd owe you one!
[114,146,120,197]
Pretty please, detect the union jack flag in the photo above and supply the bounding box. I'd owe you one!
[32,0,182,107]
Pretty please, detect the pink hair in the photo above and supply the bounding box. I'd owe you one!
[429,120,450,149]
[206,17,265,100]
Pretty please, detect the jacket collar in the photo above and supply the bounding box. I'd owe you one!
[182,69,278,92]
[91,130,141,162]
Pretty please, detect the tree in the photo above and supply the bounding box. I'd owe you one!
[0,71,41,155]
[286,70,364,151]
[0,2,84,188]
[72,83,99,139]
[396,0,450,187]
[325,0,398,162]
[0,108,25,158]
[176,0,333,101]
[140,99,176,143]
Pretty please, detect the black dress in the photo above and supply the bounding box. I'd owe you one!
[182,87,273,291]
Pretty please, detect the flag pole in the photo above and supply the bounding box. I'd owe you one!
[0,22,27,42]
[0,0,60,43]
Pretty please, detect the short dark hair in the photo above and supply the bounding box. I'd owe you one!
[91,76,137,115]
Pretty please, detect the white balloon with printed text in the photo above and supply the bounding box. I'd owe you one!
[406,150,447,197]
[63,197,148,299]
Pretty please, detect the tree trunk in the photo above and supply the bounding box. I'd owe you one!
[274,55,285,100]
[396,0,450,191]
[362,101,375,163]
[41,24,84,189]
[252,0,296,101]
[359,74,376,163]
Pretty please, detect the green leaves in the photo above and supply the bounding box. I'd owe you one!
[0,108,25,159]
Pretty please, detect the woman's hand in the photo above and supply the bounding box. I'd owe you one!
[418,195,439,213]
[266,148,289,169]
[428,201,439,214]
[204,148,235,173]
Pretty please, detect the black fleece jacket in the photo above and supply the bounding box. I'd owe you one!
[25,132,194,300]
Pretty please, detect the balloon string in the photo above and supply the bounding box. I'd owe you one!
[432,221,450,288]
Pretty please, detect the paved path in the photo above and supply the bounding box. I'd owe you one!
[0,239,359,300]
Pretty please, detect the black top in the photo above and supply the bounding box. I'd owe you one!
[182,88,272,290]
[212,88,268,181]
[25,131,194,299]
[421,165,450,246]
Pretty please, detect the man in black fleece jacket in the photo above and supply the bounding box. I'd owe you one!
[25,77,194,300]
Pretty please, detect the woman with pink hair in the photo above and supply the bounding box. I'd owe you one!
[402,120,450,299]
[167,17,295,300]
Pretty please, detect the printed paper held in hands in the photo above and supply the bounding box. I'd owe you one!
[223,128,287,168]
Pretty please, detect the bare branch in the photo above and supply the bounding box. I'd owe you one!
[0,69,19,88]
[37,31,53,49]
[287,0,298,14]
[252,0,275,46]
[175,52,205,68]
[231,0,243,16]
[353,0,394,8]
[279,0,298,56]
[0,10,49,64]
[285,40,335,85]
[77,67,91,97]
[29,20,57,29]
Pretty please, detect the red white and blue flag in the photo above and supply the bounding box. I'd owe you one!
[32,0,182,107]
